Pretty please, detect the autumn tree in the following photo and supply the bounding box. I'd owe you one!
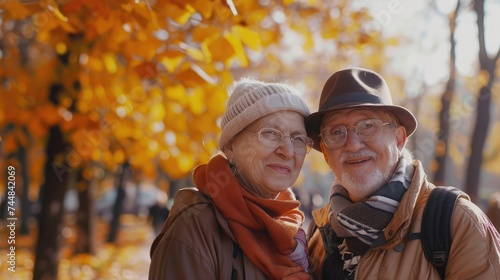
[464,0,500,202]
[1,0,402,278]
[433,0,461,186]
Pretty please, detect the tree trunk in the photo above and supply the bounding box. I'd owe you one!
[19,142,31,235]
[107,162,130,243]
[433,1,460,186]
[33,125,69,280]
[0,124,14,219]
[74,167,96,255]
[464,0,500,202]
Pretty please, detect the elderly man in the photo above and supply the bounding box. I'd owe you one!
[306,67,500,279]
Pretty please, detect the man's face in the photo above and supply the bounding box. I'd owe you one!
[320,108,406,202]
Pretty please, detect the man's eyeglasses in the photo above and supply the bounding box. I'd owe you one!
[319,118,396,149]
[246,128,314,155]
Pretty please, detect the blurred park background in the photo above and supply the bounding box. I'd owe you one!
[1,0,500,279]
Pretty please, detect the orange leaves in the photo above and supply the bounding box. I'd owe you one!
[190,0,214,19]
[131,1,157,28]
[193,26,221,43]
[2,1,32,19]
[133,61,158,79]
[3,132,18,155]
[205,84,229,116]
[3,0,383,182]
[122,38,161,61]
[159,150,197,179]
[176,63,216,87]
[164,3,196,25]
[206,35,236,62]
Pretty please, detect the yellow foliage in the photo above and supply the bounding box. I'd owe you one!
[306,150,332,175]
[159,153,196,179]
[185,45,206,62]
[187,88,206,115]
[159,50,184,73]
[483,122,500,174]
[103,53,118,74]
[478,70,490,88]
[223,33,247,67]
[164,102,187,130]
[165,84,188,107]
[231,25,262,50]
[149,103,166,121]
[114,149,126,165]
[303,32,314,51]
[449,136,467,166]
[0,0,406,184]
[91,148,102,162]
[204,85,229,115]
[321,25,340,39]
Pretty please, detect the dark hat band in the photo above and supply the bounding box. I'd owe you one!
[321,92,386,111]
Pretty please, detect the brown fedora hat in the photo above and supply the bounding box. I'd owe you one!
[306,67,417,151]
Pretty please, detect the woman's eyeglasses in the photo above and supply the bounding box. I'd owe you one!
[246,128,314,155]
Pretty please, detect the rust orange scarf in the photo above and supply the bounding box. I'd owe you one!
[193,154,310,279]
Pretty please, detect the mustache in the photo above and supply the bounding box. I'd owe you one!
[339,148,377,162]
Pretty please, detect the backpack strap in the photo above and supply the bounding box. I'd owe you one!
[414,186,464,279]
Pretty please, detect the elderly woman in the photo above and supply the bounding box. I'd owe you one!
[149,78,313,279]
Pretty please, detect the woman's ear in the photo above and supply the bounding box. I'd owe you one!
[222,140,234,160]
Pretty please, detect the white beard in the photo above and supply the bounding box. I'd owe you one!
[338,146,400,200]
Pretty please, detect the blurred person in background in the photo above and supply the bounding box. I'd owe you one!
[487,192,500,232]
[306,67,500,279]
[149,78,314,279]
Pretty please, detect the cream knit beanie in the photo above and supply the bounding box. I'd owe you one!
[218,78,310,150]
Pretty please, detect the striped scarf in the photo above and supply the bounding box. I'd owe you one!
[329,153,414,273]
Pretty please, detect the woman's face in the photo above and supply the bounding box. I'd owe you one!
[224,111,308,198]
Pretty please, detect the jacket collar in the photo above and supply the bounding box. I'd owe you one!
[380,160,429,248]
[310,160,431,250]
